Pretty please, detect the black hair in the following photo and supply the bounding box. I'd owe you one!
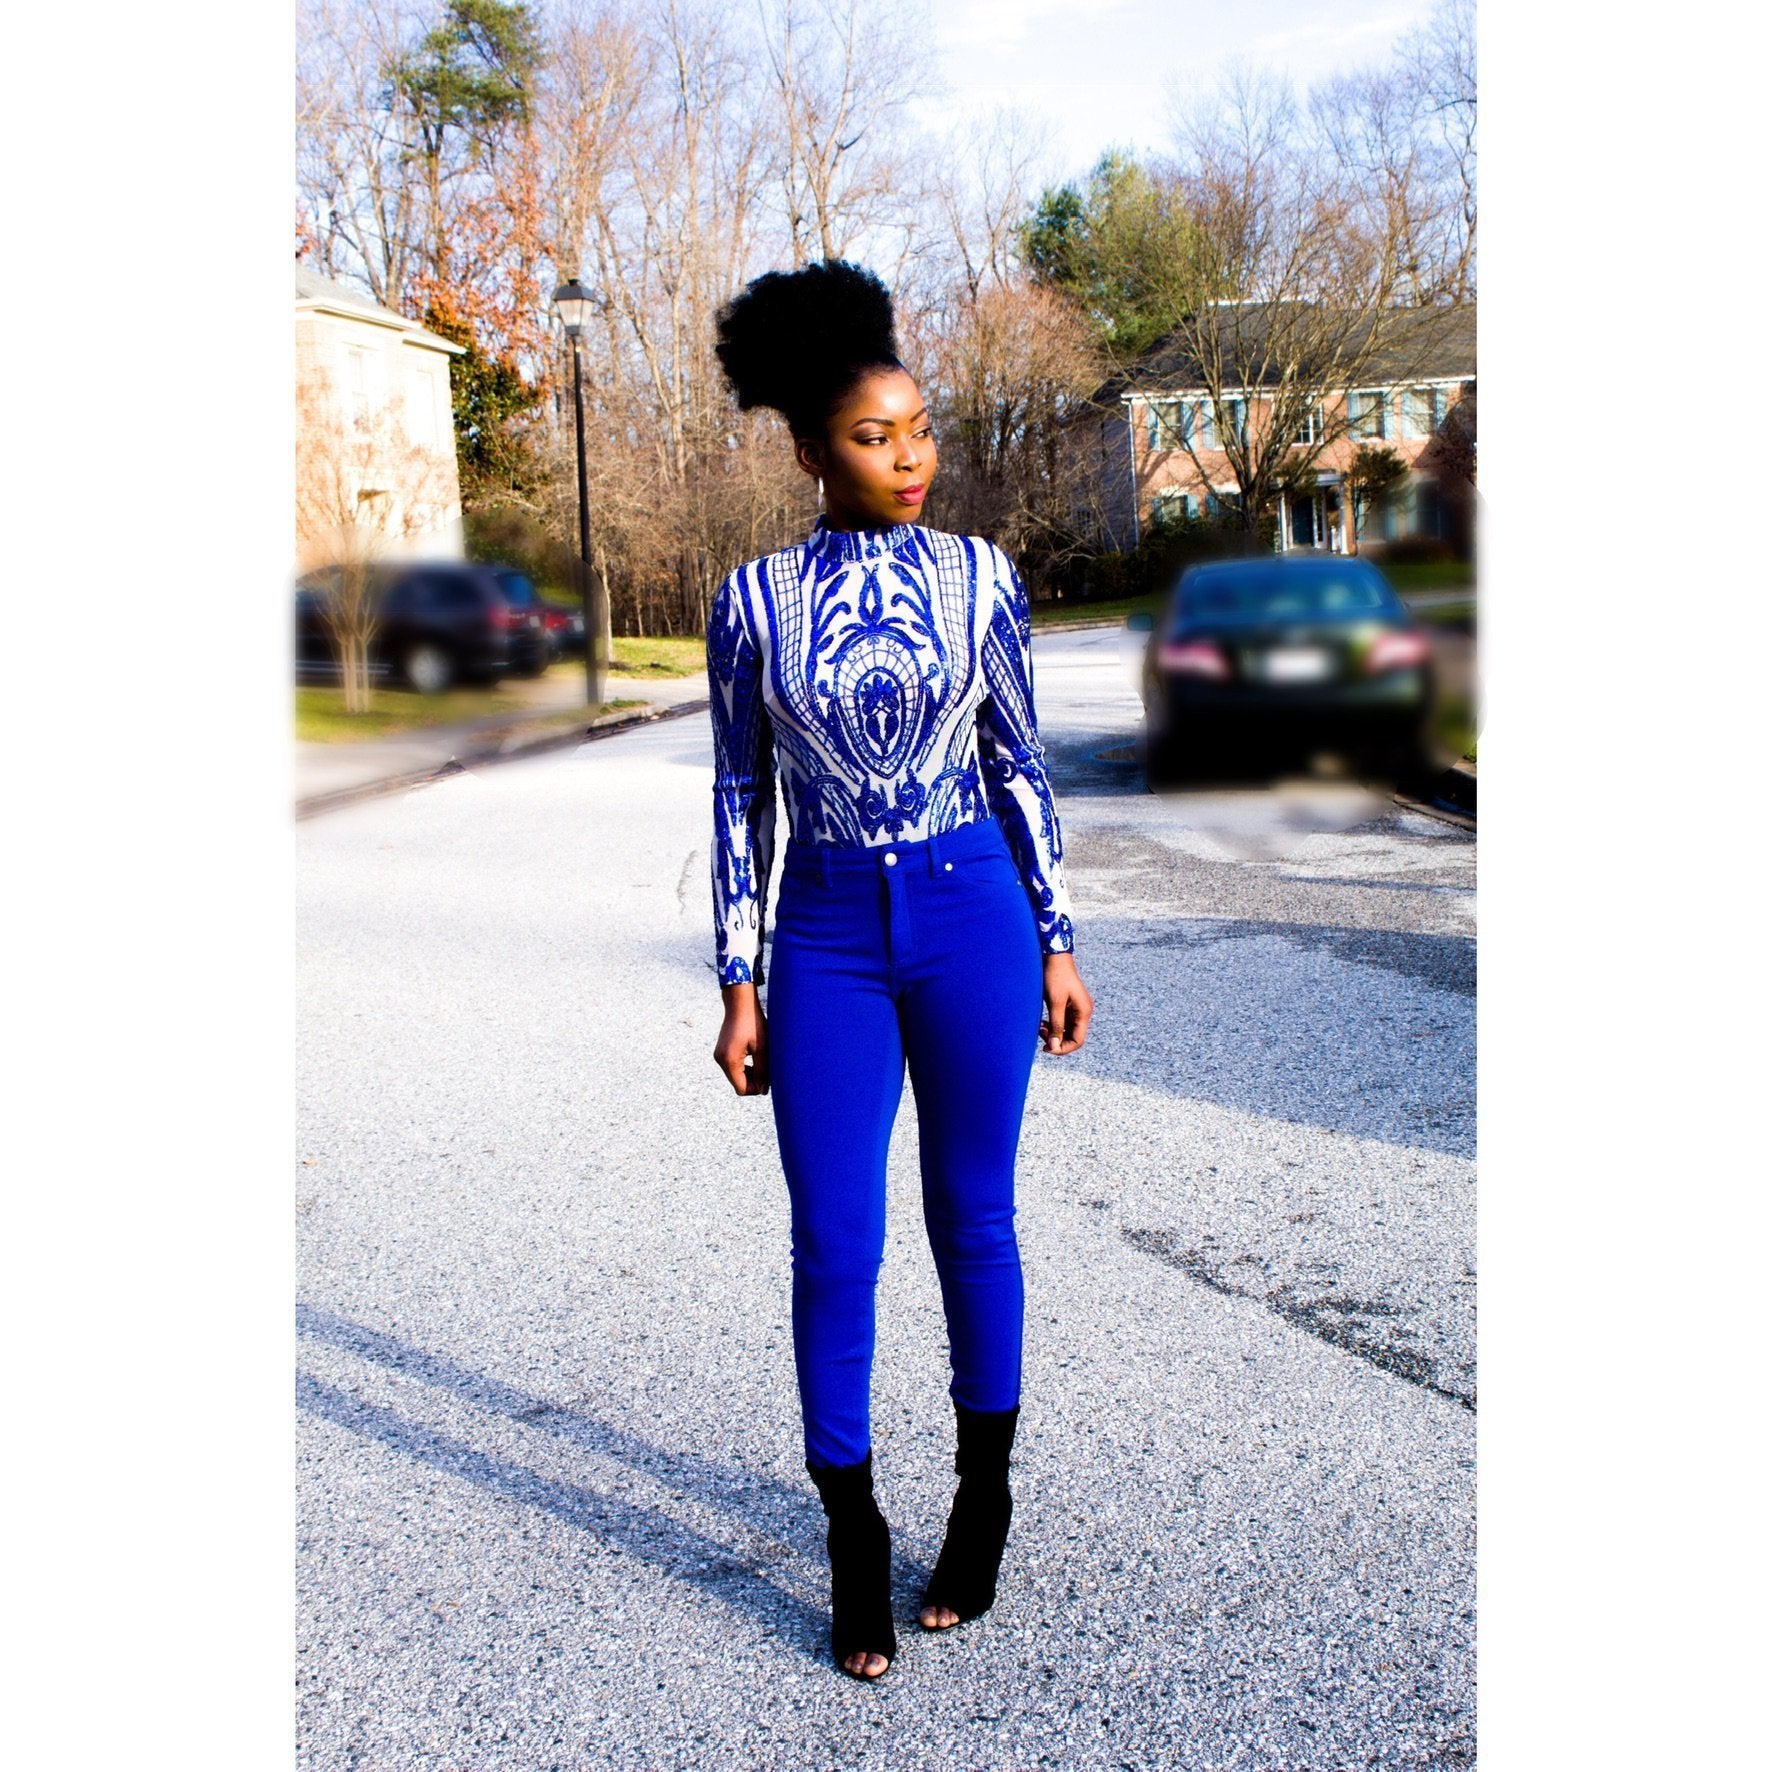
[713,258,906,441]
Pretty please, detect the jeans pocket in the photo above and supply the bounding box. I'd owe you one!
[951,842,1021,890]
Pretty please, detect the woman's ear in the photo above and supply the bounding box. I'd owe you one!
[793,435,825,482]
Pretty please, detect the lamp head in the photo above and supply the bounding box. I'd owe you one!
[552,279,595,337]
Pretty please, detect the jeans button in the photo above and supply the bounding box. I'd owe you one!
[884,851,898,866]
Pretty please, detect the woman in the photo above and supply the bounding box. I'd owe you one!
[705,260,1093,1680]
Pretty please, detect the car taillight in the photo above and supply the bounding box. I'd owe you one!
[1157,639,1231,679]
[489,605,515,628]
[1364,630,1430,674]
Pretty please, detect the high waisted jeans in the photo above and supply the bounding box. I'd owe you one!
[765,814,1045,1469]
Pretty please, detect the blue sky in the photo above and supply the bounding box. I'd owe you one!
[905,0,1442,183]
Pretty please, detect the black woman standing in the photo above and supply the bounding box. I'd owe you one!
[705,260,1093,1679]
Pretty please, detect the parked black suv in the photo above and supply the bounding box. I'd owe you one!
[296,560,550,693]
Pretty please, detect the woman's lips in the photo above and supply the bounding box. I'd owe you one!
[893,484,925,503]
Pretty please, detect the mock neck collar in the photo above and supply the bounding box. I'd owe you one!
[804,512,921,563]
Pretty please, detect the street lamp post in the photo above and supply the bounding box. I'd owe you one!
[552,278,605,708]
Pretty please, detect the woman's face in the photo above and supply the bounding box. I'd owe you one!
[797,367,938,530]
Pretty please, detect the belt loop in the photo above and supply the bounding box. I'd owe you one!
[926,827,944,878]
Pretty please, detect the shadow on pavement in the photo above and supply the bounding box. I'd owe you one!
[296,1303,873,1662]
[1062,913,1475,1159]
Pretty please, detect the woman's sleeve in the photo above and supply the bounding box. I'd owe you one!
[706,567,777,985]
[975,542,1076,955]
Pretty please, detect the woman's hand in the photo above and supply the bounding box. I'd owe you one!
[1039,952,1093,1056]
[714,981,771,1095]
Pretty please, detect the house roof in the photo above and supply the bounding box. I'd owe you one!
[1087,299,1475,405]
[295,266,465,354]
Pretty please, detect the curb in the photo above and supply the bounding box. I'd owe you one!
[1031,615,1139,633]
[1394,758,1476,830]
[294,696,711,822]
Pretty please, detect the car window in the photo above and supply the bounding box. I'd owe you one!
[494,572,535,606]
[414,575,487,614]
[1178,567,1396,624]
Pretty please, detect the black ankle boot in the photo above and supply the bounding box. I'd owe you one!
[806,1450,897,1678]
[920,1401,1020,1627]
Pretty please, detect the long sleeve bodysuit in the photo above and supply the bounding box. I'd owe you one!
[707,514,1075,985]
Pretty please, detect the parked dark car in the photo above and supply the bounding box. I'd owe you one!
[536,595,587,661]
[1135,554,1435,784]
[295,560,549,694]
[479,566,555,677]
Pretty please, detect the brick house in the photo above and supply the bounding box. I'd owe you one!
[294,267,466,568]
[1075,301,1476,557]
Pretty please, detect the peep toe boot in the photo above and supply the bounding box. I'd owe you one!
[806,1450,897,1678]
[919,1401,1020,1627]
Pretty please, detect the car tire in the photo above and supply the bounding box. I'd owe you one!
[402,641,455,695]
[1144,725,1193,790]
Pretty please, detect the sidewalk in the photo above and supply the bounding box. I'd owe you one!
[295,667,710,816]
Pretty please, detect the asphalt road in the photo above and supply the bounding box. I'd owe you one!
[296,625,1476,1770]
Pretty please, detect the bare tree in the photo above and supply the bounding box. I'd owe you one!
[753,0,931,266]
[295,376,453,710]
[1397,0,1476,301]
[928,105,1055,302]
[297,0,429,303]
[1135,62,1466,542]
[1308,0,1476,305]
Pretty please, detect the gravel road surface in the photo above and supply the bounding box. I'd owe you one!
[297,624,1475,1769]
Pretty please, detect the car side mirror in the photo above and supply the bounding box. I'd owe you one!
[1124,609,1154,633]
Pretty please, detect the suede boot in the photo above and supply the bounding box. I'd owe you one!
[806,1449,897,1677]
[919,1400,1019,1626]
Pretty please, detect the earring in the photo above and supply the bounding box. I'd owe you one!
[816,476,824,511]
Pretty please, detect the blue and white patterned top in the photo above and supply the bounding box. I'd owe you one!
[707,514,1076,985]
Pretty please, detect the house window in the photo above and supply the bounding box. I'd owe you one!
[1222,396,1247,447]
[1294,403,1323,445]
[1349,389,1388,440]
[1149,399,1223,453]
[409,367,438,448]
[1150,487,1187,527]
[1400,386,1436,439]
[346,344,375,430]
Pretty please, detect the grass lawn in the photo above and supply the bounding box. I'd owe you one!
[1382,559,1477,595]
[609,634,706,676]
[1411,599,1477,628]
[295,684,644,743]
[1031,593,1157,629]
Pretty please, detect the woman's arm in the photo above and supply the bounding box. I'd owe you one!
[975,543,1092,1054]
[707,567,776,1094]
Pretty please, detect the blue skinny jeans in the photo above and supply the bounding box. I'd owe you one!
[765,814,1044,1470]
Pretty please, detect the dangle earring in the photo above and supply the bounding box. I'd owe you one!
[816,475,824,513]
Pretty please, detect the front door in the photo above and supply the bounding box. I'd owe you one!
[1289,493,1318,549]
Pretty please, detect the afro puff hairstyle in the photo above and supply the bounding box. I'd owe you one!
[713,259,906,441]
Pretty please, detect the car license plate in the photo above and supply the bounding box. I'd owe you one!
[1261,646,1332,682]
